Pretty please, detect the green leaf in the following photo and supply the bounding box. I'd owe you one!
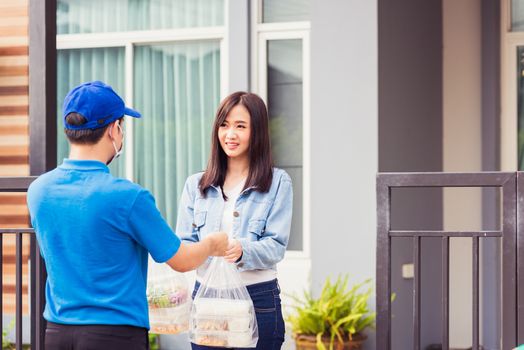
[288,275,380,350]
[316,333,327,350]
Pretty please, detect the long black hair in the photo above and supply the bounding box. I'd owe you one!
[199,91,273,196]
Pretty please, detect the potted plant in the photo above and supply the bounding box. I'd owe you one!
[287,275,375,350]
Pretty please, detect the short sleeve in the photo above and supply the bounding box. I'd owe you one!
[127,190,181,263]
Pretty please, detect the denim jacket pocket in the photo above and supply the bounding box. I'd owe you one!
[193,210,207,230]
[248,219,266,238]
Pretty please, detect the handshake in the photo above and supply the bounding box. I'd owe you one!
[202,232,243,263]
[167,232,243,272]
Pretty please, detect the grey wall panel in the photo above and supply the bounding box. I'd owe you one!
[228,0,250,92]
[378,0,443,349]
[311,1,378,349]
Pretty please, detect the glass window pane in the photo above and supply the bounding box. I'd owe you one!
[57,0,224,35]
[267,39,303,251]
[262,0,310,23]
[133,41,221,227]
[513,0,524,31]
[57,47,126,177]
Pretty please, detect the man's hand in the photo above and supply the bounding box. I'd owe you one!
[166,232,228,272]
[224,238,243,263]
[202,232,229,256]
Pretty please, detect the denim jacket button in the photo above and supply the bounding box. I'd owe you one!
[233,211,240,217]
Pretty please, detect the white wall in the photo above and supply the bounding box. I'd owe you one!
[442,0,482,347]
[310,1,378,349]
[227,0,249,92]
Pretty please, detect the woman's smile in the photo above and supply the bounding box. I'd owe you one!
[225,141,240,150]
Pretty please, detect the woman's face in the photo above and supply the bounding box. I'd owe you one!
[218,104,251,160]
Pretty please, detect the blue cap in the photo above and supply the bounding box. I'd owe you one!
[63,80,141,130]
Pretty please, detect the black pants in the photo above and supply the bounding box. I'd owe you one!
[45,322,149,350]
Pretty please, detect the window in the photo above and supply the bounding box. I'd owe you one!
[512,0,524,31]
[253,0,310,255]
[57,0,224,34]
[56,0,225,228]
[133,42,221,225]
[510,2,524,169]
[261,0,311,23]
[518,47,524,169]
[502,1,524,170]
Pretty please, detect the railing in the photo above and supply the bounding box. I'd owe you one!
[376,172,517,350]
[0,176,45,350]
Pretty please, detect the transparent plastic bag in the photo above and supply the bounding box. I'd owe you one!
[190,257,258,348]
[147,263,190,334]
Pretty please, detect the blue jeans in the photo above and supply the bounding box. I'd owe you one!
[191,279,285,350]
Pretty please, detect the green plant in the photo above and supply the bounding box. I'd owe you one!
[2,328,8,350]
[148,333,160,350]
[2,319,15,350]
[287,276,375,350]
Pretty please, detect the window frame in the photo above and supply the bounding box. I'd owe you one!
[251,2,310,258]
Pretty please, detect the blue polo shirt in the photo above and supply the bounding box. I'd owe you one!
[27,159,181,329]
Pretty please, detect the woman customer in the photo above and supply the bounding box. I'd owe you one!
[177,91,293,349]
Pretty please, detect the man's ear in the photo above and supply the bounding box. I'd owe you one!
[107,122,115,139]
[108,120,120,138]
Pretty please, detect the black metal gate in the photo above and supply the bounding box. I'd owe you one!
[376,172,519,350]
[0,176,45,350]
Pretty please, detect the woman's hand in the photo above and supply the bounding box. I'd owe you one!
[224,238,243,263]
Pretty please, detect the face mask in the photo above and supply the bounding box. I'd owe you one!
[107,122,124,165]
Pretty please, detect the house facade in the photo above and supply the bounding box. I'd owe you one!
[1,0,521,349]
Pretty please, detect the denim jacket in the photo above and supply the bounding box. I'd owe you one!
[176,168,293,272]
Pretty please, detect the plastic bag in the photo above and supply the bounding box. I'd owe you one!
[147,263,190,334]
[190,257,258,348]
